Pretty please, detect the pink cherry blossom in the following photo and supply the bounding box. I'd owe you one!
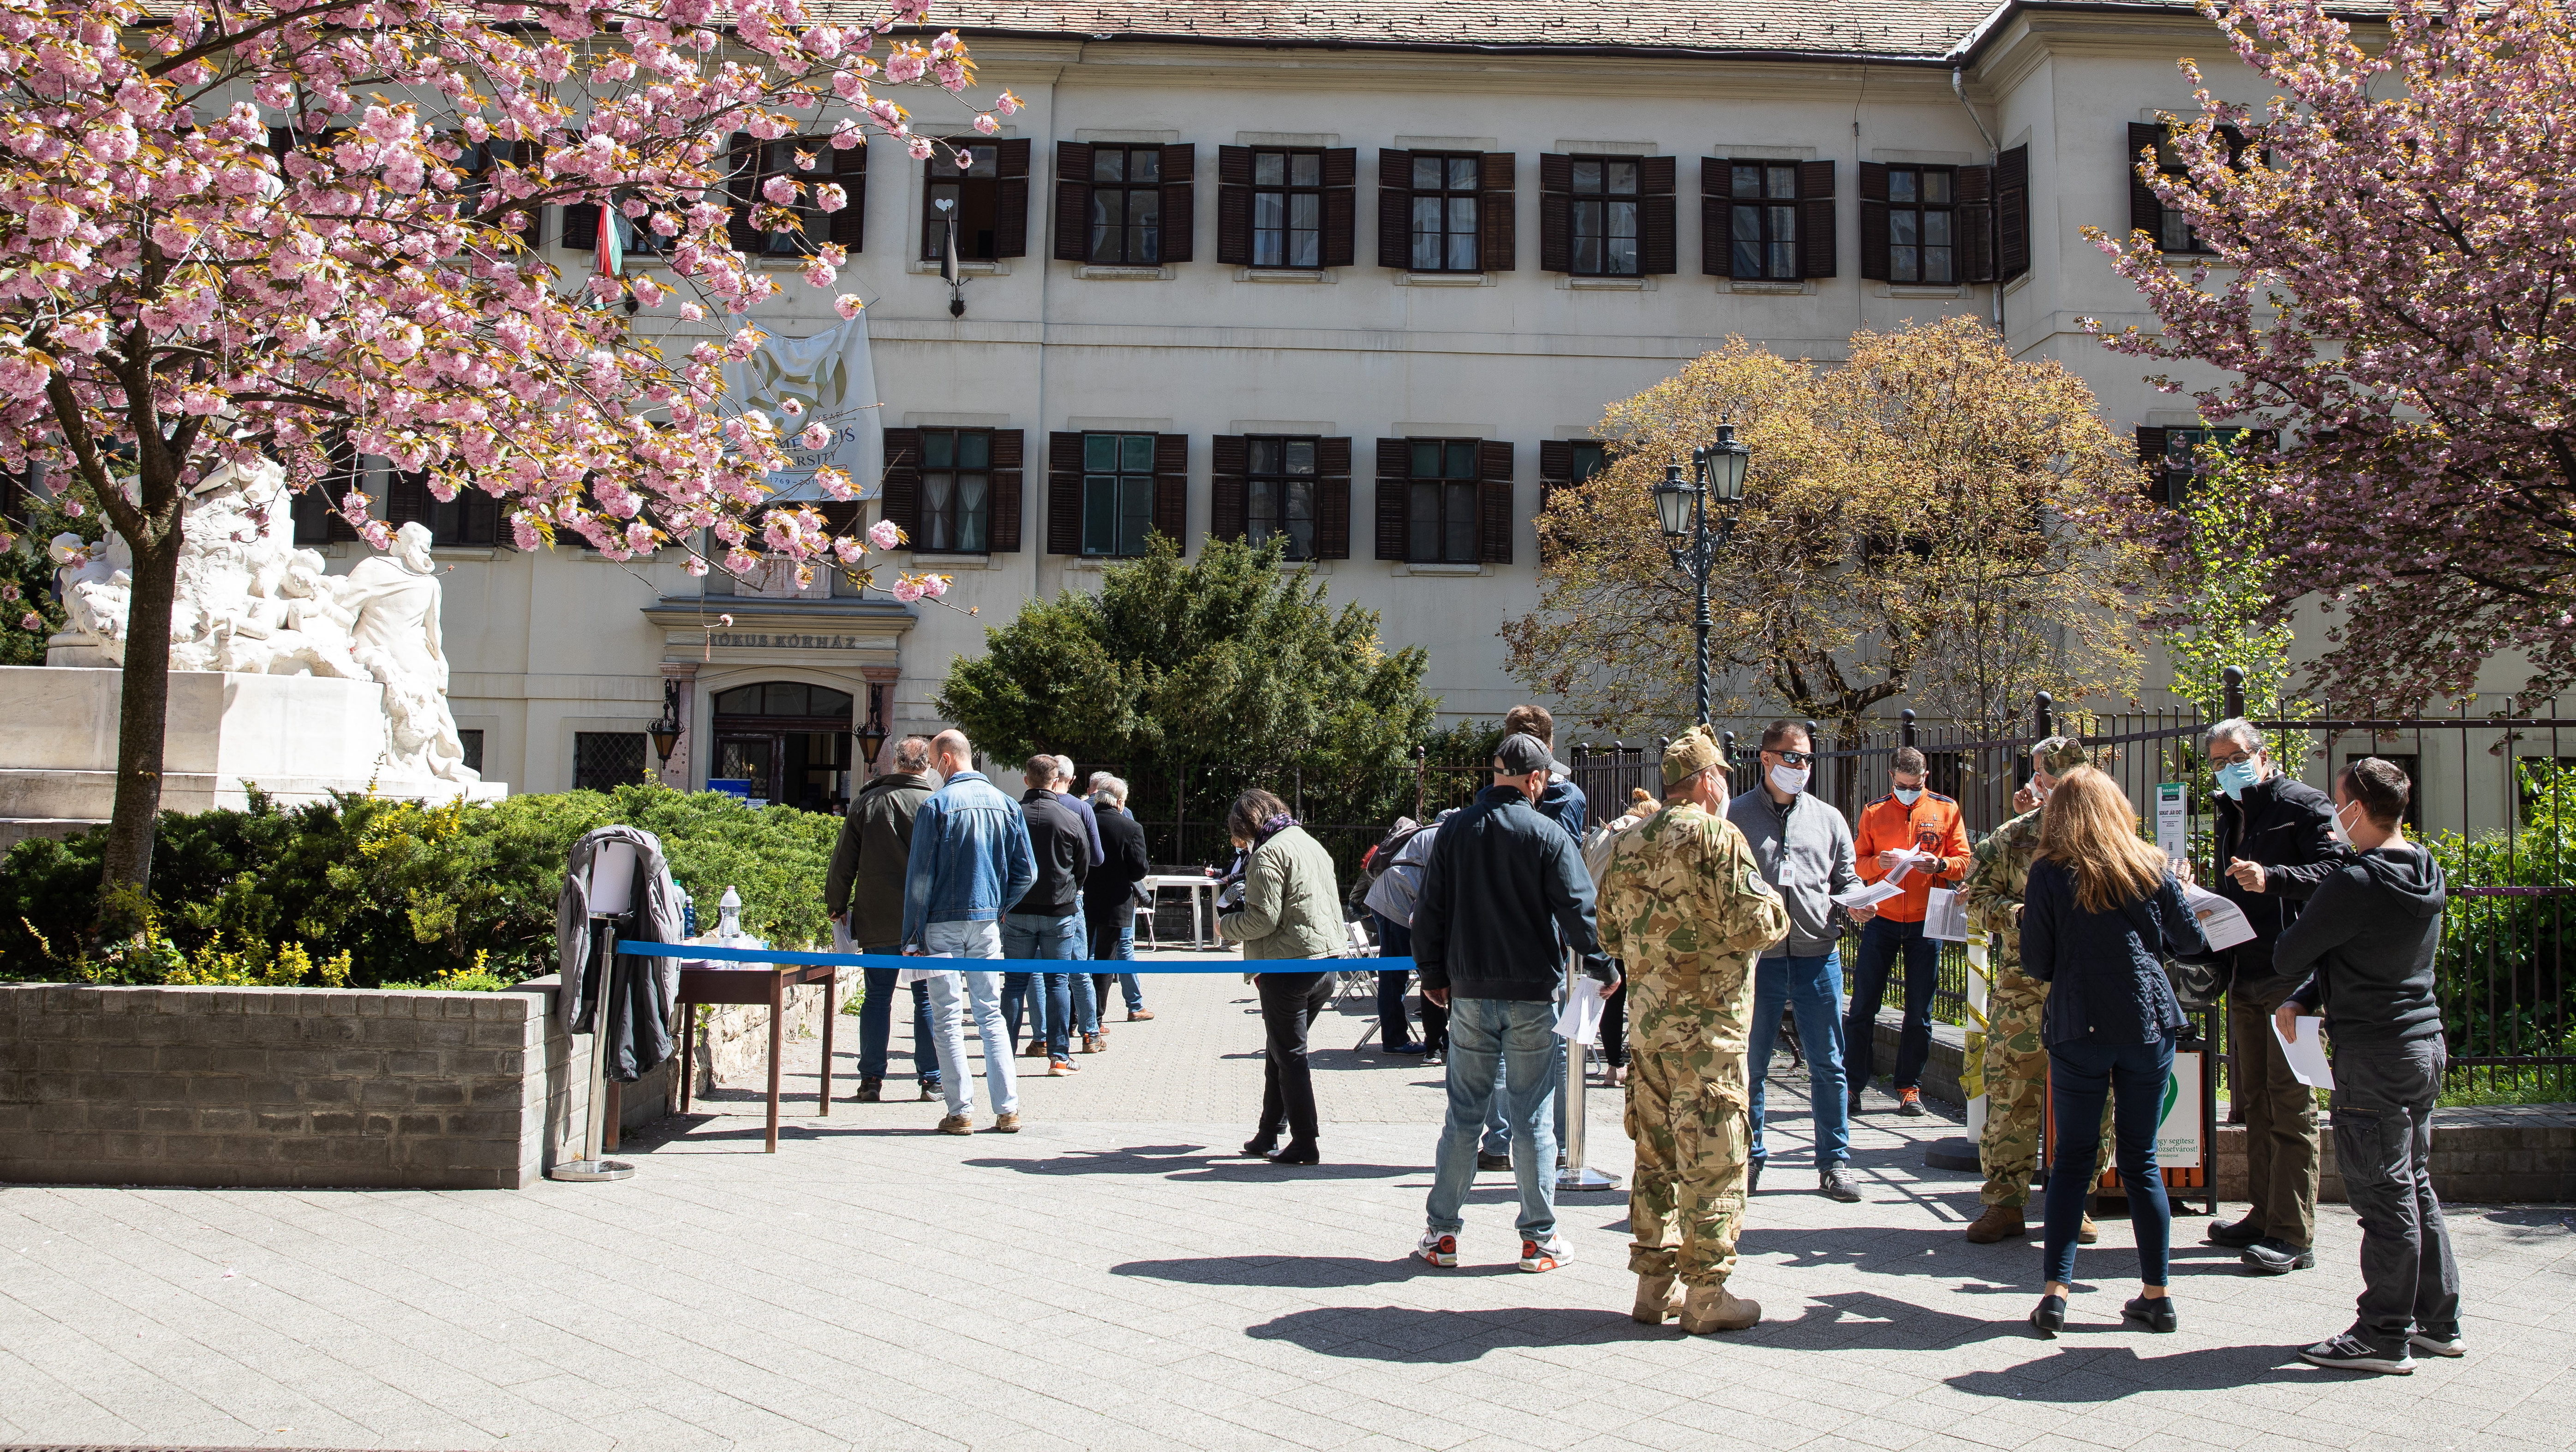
[891,577,926,603]
[835,295,864,320]
[17,612,38,631]
[920,574,949,598]
[798,422,832,450]
[868,518,902,550]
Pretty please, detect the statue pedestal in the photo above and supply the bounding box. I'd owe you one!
[0,667,505,847]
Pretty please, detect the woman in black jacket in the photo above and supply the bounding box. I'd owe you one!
[2020,766,2211,1337]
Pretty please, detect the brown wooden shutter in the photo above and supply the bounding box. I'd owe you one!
[562,200,600,253]
[1639,155,1677,275]
[1996,145,2029,280]
[818,499,863,537]
[1047,431,1083,553]
[1858,161,1890,281]
[1218,145,1255,265]
[1321,148,1357,268]
[1477,440,1515,565]
[1799,160,1836,279]
[1159,143,1195,263]
[988,428,1024,552]
[829,143,866,251]
[1957,164,1996,283]
[1376,149,1414,269]
[387,470,432,528]
[1316,436,1352,559]
[992,137,1031,258]
[2135,426,2170,504]
[1538,153,1573,273]
[1210,434,1249,543]
[727,135,761,252]
[1052,141,1094,262]
[880,427,922,542]
[1701,159,1729,277]
[1479,151,1515,272]
[1152,433,1189,547]
[456,491,498,547]
[1375,438,1410,561]
[2128,123,2163,241]
[1538,440,1574,485]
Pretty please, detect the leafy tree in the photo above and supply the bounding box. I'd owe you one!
[938,535,1438,838]
[0,0,1003,907]
[1507,318,2149,748]
[2089,0,2576,706]
[2158,446,2309,723]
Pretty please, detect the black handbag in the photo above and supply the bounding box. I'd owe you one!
[2118,892,2225,1016]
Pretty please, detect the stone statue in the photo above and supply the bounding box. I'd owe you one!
[336,521,478,782]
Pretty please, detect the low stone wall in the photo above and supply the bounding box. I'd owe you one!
[0,981,669,1190]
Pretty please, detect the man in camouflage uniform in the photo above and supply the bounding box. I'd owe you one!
[1599,726,1791,1334]
[1961,735,2110,1244]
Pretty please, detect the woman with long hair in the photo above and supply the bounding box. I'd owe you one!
[2020,765,2211,1336]
[1218,787,1346,1165]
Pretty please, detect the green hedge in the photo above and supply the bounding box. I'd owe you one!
[0,784,838,985]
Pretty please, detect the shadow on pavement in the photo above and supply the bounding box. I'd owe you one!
[1948,1342,2320,1399]
[1245,1305,1657,1361]
[964,1145,1418,1180]
[1112,1254,1494,1288]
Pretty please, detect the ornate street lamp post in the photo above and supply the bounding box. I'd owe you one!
[1650,422,1751,727]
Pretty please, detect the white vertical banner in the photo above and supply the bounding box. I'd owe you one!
[2155,780,2190,868]
[2157,1052,2202,1169]
[718,313,883,504]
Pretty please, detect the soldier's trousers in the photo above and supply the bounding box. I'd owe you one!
[1979,981,2110,1208]
[1625,1047,1749,1286]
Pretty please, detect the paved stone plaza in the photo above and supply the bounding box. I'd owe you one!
[3,965,2572,1452]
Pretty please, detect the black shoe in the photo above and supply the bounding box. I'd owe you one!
[1477,1151,1512,1172]
[2241,1238,2315,1274]
[2122,1295,2179,1333]
[2301,1331,2414,1375]
[2205,1217,2265,1249]
[918,1080,941,1101]
[1242,1137,1279,1159]
[1267,1143,1320,1166]
[1387,1041,1427,1055]
[2030,1294,2066,1339]
[2409,1328,2466,1358]
[1819,1166,1862,1203]
[856,1077,883,1103]
[1847,1092,1866,1117]
[1748,1160,1763,1196]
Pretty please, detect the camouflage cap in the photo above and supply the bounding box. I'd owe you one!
[2033,735,2090,774]
[1662,725,1725,786]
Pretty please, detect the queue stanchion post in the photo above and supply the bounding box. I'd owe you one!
[1557,953,1622,1192]
[552,840,640,1184]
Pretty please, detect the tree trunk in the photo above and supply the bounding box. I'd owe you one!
[96,527,181,931]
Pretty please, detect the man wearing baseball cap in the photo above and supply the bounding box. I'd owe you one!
[1414,732,1616,1274]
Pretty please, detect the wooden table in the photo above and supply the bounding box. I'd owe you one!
[675,961,843,1153]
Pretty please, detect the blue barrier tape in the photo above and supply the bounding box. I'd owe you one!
[616,939,1413,976]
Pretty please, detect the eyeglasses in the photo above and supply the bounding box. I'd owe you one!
[1770,750,1813,766]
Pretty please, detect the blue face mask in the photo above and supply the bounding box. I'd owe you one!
[1893,787,1923,806]
[2216,759,2263,799]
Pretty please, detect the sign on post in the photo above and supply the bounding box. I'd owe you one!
[2155,781,2189,868]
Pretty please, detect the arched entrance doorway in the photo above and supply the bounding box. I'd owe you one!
[709,681,855,812]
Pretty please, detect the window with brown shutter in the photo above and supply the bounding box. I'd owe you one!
[707,137,851,258]
[1957,163,1996,283]
[1232,436,1323,559]
[1047,431,1083,555]
[1538,440,1609,561]
[987,429,1024,553]
[1709,160,1794,280]
[1799,160,1836,279]
[457,138,544,248]
[907,428,996,553]
[1542,155,1666,276]
[1856,164,1965,285]
[1478,440,1516,564]
[1400,153,1486,272]
[1052,141,1093,262]
[2130,124,2247,256]
[293,436,365,545]
[881,426,922,542]
[1058,432,1174,557]
[1638,156,1677,275]
[1211,433,1249,539]
[1390,439,1506,564]
[1063,144,1192,265]
[1315,436,1351,559]
[829,143,866,252]
[1859,161,1891,280]
[2142,425,2271,506]
[1214,147,1348,269]
[388,468,499,547]
[1478,153,1516,272]
[1153,432,1189,546]
[1996,145,2029,280]
[927,137,1028,262]
[1375,150,1414,270]
[1373,438,1409,560]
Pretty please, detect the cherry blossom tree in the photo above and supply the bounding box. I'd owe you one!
[0,0,1007,905]
[2089,0,2576,708]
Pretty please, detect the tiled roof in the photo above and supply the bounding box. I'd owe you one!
[893,1,2117,60]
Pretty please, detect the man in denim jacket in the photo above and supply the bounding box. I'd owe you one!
[904,729,1038,1135]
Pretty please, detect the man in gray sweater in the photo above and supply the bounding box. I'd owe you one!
[1725,720,1874,1202]
[2276,757,2461,1376]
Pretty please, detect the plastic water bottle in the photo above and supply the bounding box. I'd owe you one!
[681,893,698,938]
[716,886,743,943]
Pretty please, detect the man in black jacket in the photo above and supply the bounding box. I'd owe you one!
[2204,717,2342,1273]
[2277,758,2462,1375]
[1084,773,1155,1025]
[1414,732,1616,1274]
[1004,755,1091,1075]
[826,736,941,1103]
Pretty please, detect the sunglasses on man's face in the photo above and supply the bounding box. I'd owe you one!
[1770,750,1814,766]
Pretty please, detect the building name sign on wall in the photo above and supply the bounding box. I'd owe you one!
[704,632,879,651]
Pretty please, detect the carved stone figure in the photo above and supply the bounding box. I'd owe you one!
[336,521,478,782]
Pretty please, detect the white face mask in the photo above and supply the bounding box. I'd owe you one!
[1894,786,1923,806]
[1769,763,1810,796]
[2330,800,2358,846]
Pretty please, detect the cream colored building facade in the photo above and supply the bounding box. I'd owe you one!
[352,1,2395,807]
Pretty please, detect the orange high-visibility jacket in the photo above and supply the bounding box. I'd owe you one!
[1853,791,1971,924]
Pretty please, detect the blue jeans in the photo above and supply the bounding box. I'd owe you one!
[921,920,1015,1118]
[1749,951,1850,1168]
[1003,911,1084,1059]
[1846,915,1941,1093]
[857,961,937,1085]
[2044,1033,2176,1288]
[1426,997,1561,1239]
[1089,909,1144,1014]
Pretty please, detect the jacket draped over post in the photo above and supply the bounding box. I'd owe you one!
[554,825,688,1083]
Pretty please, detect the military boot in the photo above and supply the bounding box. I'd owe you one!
[1964,1204,2027,1244]
[1677,1284,1761,1334]
[1632,1273,1682,1325]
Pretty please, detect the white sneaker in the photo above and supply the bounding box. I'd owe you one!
[1416,1229,1457,1268]
[1519,1233,1571,1273]
[2409,1329,2465,1358]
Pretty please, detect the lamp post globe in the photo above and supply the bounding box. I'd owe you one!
[1703,422,1750,503]
[1652,462,1696,540]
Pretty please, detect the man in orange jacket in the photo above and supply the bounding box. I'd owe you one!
[1843,745,1972,1117]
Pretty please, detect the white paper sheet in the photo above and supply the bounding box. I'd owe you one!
[1831,880,1904,912]
[2272,1014,2335,1090]
[1924,886,1969,943]
[1554,977,1607,1045]
[2181,885,2257,951]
